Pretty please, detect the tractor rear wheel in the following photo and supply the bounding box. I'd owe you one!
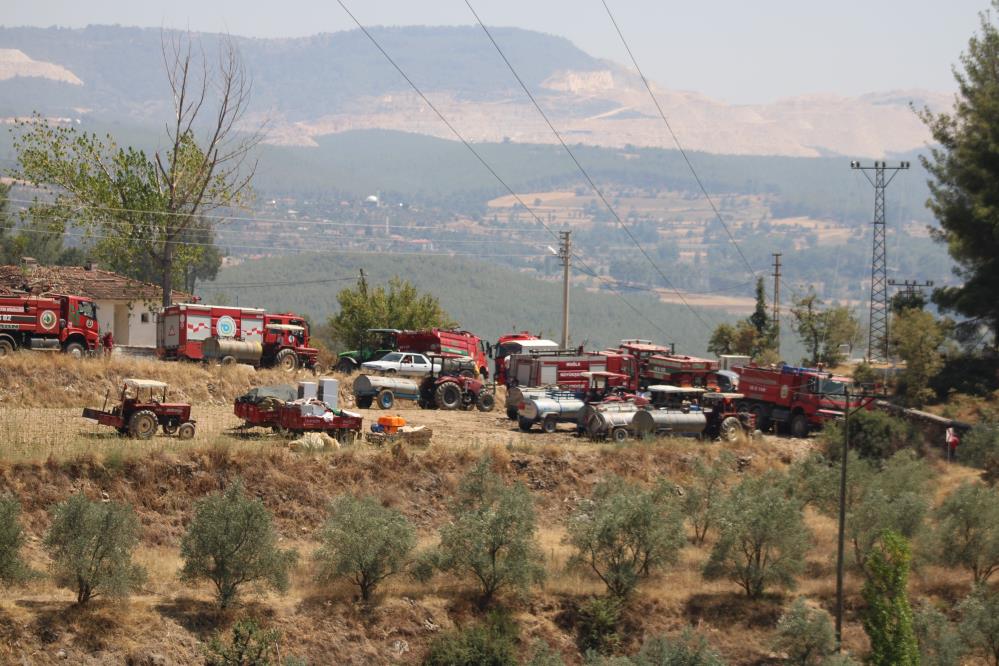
[542,416,558,434]
[177,422,196,440]
[377,389,395,409]
[337,358,356,375]
[719,416,744,442]
[790,413,810,439]
[0,339,13,357]
[63,342,85,359]
[276,349,299,372]
[128,410,158,439]
[435,382,463,410]
[476,392,496,412]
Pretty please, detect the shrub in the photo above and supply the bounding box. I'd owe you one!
[958,425,999,470]
[683,454,733,545]
[821,409,920,462]
[772,597,836,665]
[957,585,999,666]
[180,480,298,609]
[586,628,726,665]
[431,458,544,606]
[913,599,965,666]
[0,495,29,585]
[568,476,686,598]
[860,530,919,666]
[929,482,999,583]
[44,492,146,604]
[703,472,808,598]
[525,640,565,666]
[576,596,622,655]
[204,618,280,666]
[314,495,415,602]
[422,611,518,666]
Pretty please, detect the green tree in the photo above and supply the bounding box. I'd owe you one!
[0,496,30,585]
[790,292,861,366]
[706,323,737,357]
[426,458,544,606]
[919,2,999,345]
[683,453,733,545]
[750,276,771,339]
[772,597,836,666]
[586,628,727,666]
[10,34,256,305]
[890,308,946,406]
[314,495,416,602]
[913,600,965,666]
[706,278,776,361]
[422,611,518,666]
[860,530,919,666]
[703,472,809,598]
[44,493,146,604]
[329,275,456,351]
[567,476,686,599]
[204,618,281,666]
[180,480,298,609]
[930,482,999,583]
[957,585,999,666]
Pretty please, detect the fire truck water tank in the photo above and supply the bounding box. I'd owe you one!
[202,338,263,363]
[632,410,707,437]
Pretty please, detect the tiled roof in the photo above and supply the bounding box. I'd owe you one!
[0,264,193,302]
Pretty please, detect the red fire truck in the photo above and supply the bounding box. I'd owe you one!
[493,332,560,385]
[734,363,855,437]
[642,354,722,390]
[397,328,490,378]
[0,293,100,357]
[156,303,319,371]
[505,349,638,391]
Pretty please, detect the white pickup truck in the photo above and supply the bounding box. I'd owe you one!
[361,352,441,377]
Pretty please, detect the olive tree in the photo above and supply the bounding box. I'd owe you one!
[45,493,146,604]
[683,453,734,545]
[567,476,686,598]
[703,472,809,598]
[0,496,30,585]
[929,482,999,583]
[772,598,836,665]
[426,458,544,606]
[180,480,298,609]
[314,495,415,602]
[958,585,999,666]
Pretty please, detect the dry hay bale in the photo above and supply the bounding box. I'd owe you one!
[289,432,339,451]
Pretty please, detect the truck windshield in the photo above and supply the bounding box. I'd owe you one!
[79,301,97,319]
[815,378,847,395]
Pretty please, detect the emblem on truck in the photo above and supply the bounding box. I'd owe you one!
[39,310,57,331]
[216,315,237,337]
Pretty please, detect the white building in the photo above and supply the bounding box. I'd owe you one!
[0,261,193,350]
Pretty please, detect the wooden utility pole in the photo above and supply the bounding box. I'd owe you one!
[559,231,571,349]
[772,252,782,352]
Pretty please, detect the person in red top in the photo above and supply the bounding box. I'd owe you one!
[945,426,960,462]
[101,330,114,357]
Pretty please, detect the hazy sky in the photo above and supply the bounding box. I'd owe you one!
[5,0,988,103]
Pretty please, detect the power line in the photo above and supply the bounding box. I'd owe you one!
[463,0,713,333]
[600,0,758,279]
[334,0,677,340]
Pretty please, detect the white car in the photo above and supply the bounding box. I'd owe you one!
[361,352,441,377]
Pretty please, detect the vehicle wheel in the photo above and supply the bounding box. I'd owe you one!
[220,355,237,366]
[337,358,356,375]
[356,395,374,409]
[63,342,85,359]
[790,413,810,439]
[0,339,13,357]
[719,416,744,443]
[435,382,463,410]
[276,348,299,372]
[542,416,558,434]
[476,392,495,412]
[377,389,395,409]
[311,363,326,376]
[128,410,158,439]
[162,422,179,435]
[384,368,397,375]
[611,427,629,443]
[177,422,196,440]
[505,407,518,420]
[518,417,534,432]
[751,405,770,432]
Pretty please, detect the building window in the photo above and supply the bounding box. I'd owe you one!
[140,313,150,324]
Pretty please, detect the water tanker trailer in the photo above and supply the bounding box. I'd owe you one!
[505,386,551,420]
[352,374,421,409]
[517,392,586,433]
[582,401,641,442]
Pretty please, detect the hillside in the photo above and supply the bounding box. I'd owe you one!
[0,25,949,158]
[198,251,738,356]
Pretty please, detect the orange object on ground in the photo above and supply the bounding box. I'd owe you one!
[378,415,406,434]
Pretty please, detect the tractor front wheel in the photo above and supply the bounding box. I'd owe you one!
[719,416,744,443]
[177,422,196,440]
[128,410,158,440]
[435,382,463,410]
[476,392,495,412]
[276,349,299,372]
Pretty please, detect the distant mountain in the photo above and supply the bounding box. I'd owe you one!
[0,25,948,158]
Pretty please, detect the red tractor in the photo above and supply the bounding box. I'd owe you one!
[82,378,196,440]
[418,355,495,412]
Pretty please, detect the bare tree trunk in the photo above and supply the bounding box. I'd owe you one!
[161,242,174,307]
